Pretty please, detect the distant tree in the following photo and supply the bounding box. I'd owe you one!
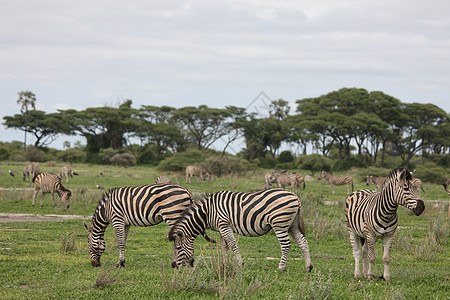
[16,91,36,150]
[172,105,231,149]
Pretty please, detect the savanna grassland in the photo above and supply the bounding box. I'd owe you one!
[0,162,448,299]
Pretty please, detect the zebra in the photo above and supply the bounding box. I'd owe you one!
[345,168,425,281]
[168,188,313,272]
[185,165,211,183]
[318,171,353,195]
[410,178,425,196]
[275,173,306,191]
[60,164,78,183]
[22,162,40,181]
[155,175,172,184]
[442,178,450,196]
[83,183,215,267]
[366,174,386,192]
[264,169,289,189]
[32,172,72,209]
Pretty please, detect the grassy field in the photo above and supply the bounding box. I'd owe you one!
[0,162,448,299]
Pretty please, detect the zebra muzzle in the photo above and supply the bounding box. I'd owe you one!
[412,200,425,216]
[91,259,101,267]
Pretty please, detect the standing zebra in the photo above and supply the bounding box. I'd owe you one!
[318,171,353,195]
[32,172,72,208]
[345,168,425,281]
[366,174,386,192]
[264,169,289,189]
[60,164,78,183]
[275,173,306,191]
[83,183,214,267]
[23,162,40,181]
[169,188,313,272]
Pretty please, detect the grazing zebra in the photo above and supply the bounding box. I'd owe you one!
[32,172,72,209]
[155,175,172,184]
[275,173,306,191]
[185,165,211,183]
[83,183,215,267]
[318,171,353,195]
[22,162,40,181]
[264,169,289,189]
[169,188,313,272]
[366,174,386,192]
[345,168,425,281]
[442,178,450,196]
[60,164,78,183]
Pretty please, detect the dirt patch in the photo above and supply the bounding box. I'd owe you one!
[0,213,90,223]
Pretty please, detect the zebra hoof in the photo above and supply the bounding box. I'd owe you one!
[116,260,125,268]
[306,264,313,272]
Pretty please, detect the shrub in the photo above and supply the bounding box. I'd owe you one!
[98,148,119,164]
[109,153,137,167]
[157,149,211,172]
[412,162,448,183]
[25,146,46,162]
[257,155,277,168]
[202,155,252,177]
[0,147,9,161]
[333,156,367,171]
[278,150,294,163]
[137,148,157,165]
[297,154,332,176]
[56,148,86,163]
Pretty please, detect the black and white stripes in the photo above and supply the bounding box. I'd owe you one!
[345,168,425,281]
[32,172,71,208]
[169,188,313,272]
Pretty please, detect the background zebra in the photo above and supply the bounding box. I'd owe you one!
[185,165,211,183]
[32,172,72,208]
[345,168,425,281]
[169,188,313,272]
[366,174,386,192]
[83,183,214,267]
[442,178,450,196]
[22,162,40,181]
[264,169,289,189]
[60,164,78,183]
[318,171,353,195]
[275,173,306,191]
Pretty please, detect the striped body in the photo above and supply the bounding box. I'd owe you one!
[185,165,211,183]
[318,171,353,195]
[276,173,305,191]
[169,189,313,272]
[60,164,73,183]
[345,168,425,281]
[366,174,386,192]
[23,162,40,181]
[264,169,289,189]
[32,172,71,208]
[83,184,213,267]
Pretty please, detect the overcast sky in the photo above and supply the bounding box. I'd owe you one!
[1,0,449,149]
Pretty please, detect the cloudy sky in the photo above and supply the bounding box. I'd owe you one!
[1,0,449,149]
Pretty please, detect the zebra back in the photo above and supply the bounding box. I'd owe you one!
[32,172,71,208]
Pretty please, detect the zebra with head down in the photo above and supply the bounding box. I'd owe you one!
[345,168,425,281]
[169,188,313,272]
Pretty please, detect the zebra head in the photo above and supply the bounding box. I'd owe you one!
[392,168,425,216]
[317,171,326,180]
[83,221,106,267]
[366,175,371,186]
[168,230,195,268]
[60,189,71,209]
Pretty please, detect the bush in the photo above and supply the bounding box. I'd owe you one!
[56,148,86,163]
[297,154,332,175]
[278,150,294,163]
[375,154,403,169]
[109,153,137,167]
[157,149,211,172]
[275,162,297,170]
[202,155,252,177]
[257,155,277,168]
[137,148,157,165]
[412,162,448,183]
[0,147,9,161]
[333,156,367,171]
[25,146,46,162]
[98,148,119,164]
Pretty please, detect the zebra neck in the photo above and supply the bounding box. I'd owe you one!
[92,203,110,229]
[377,191,399,218]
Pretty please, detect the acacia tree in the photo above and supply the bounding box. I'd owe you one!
[3,110,71,147]
[171,105,231,149]
[16,91,36,150]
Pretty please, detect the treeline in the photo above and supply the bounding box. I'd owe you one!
[2,87,449,170]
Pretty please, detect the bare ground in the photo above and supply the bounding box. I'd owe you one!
[0,213,90,223]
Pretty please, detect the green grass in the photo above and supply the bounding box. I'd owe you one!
[0,162,448,299]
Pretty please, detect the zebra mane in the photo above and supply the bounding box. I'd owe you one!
[387,168,412,181]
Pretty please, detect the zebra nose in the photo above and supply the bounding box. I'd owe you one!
[91,259,101,267]
[413,200,425,216]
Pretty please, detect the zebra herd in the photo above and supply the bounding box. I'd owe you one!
[80,167,432,282]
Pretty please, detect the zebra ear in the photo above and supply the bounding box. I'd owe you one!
[398,169,408,181]
[83,221,90,232]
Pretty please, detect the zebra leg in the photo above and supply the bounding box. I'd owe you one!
[349,231,362,278]
[51,191,55,208]
[40,192,46,208]
[381,233,395,281]
[289,226,313,272]
[273,229,291,271]
[220,227,243,265]
[361,238,368,278]
[32,189,39,207]
[331,185,335,195]
[366,235,377,280]
[112,222,127,267]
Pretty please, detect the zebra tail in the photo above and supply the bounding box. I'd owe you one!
[421,185,426,193]
[303,181,306,190]
[201,231,216,244]
[351,180,354,192]
[297,204,306,236]
[73,172,79,176]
